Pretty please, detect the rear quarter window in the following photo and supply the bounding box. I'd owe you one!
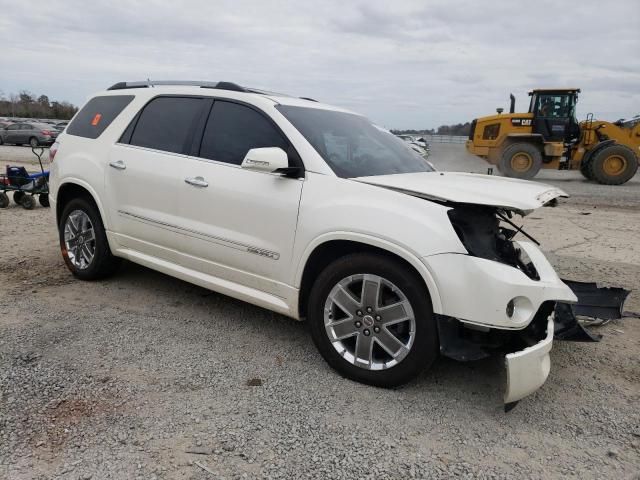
[66,95,134,139]
[127,96,205,154]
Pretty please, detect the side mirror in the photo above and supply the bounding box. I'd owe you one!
[241,147,289,174]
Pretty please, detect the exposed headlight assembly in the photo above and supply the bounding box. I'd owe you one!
[447,205,540,280]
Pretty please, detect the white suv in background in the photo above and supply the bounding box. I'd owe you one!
[49,80,577,407]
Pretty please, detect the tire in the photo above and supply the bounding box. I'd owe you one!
[308,253,438,388]
[20,194,35,210]
[579,157,594,180]
[588,144,638,185]
[29,137,39,148]
[13,191,25,205]
[0,192,8,208]
[498,143,543,179]
[58,197,121,280]
[0,136,4,145]
[39,193,50,208]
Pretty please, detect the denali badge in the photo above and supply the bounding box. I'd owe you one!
[247,247,280,260]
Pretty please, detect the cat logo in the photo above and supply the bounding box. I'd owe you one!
[511,118,532,127]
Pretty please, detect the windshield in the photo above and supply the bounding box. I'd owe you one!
[276,105,434,178]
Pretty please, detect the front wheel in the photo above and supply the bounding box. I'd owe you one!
[308,253,438,388]
[39,193,50,208]
[59,197,121,280]
[498,142,543,179]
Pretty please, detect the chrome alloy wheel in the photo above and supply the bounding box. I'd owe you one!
[63,210,96,270]
[324,274,416,370]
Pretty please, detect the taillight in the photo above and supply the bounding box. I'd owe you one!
[49,142,59,162]
[41,129,51,135]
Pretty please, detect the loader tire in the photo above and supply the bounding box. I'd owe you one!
[579,158,594,180]
[498,143,542,180]
[589,144,638,185]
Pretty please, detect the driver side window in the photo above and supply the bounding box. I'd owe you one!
[200,101,290,166]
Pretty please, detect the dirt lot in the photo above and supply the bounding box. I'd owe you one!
[1,144,639,479]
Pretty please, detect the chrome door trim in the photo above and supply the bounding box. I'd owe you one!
[117,210,280,260]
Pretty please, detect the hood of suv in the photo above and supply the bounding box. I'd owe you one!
[353,172,567,215]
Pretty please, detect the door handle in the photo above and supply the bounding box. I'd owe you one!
[184,176,209,188]
[109,160,126,170]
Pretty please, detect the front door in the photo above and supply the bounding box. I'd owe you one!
[5,124,23,144]
[175,100,304,297]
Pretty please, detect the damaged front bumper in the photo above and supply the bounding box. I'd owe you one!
[427,240,578,407]
[504,316,554,406]
[425,240,577,330]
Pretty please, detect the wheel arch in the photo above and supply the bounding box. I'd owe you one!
[55,180,108,229]
[581,139,616,165]
[500,133,544,155]
[295,233,442,319]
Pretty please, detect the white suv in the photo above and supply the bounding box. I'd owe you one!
[49,80,577,407]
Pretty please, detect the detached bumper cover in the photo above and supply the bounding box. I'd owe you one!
[504,317,554,404]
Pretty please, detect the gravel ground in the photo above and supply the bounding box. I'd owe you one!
[0,143,639,479]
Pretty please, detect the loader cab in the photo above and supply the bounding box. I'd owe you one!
[528,89,580,143]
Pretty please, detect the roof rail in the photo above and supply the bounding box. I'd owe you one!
[106,80,248,92]
[299,97,318,102]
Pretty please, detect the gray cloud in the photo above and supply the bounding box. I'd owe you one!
[0,0,638,128]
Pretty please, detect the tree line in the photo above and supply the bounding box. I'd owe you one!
[0,90,78,120]
[391,122,472,137]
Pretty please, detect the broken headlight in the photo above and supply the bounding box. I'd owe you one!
[447,205,540,280]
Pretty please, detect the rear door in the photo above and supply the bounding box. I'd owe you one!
[175,100,304,296]
[20,124,34,143]
[105,96,207,260]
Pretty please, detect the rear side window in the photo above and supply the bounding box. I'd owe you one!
[129,97,204,154]
[200,101,289,165]
[67,95,134,139]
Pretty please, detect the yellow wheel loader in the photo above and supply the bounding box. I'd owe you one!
[466,89,640,184]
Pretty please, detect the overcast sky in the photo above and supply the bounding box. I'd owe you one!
[1,0,638,129]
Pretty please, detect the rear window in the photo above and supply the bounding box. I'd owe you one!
[67,95,134,139]
[129,97,204,154]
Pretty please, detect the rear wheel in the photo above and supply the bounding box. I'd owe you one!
[29,137,39,148]
[0,192,8,208]
[589,145,638,185]
[39,193,50,208]
[498,142,543,180]
[308,253,438,388]
[59,197,121,280]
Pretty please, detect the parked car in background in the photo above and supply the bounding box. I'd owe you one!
[0,122,59,147]
[0,120,15,129]
[55,121,69,131]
